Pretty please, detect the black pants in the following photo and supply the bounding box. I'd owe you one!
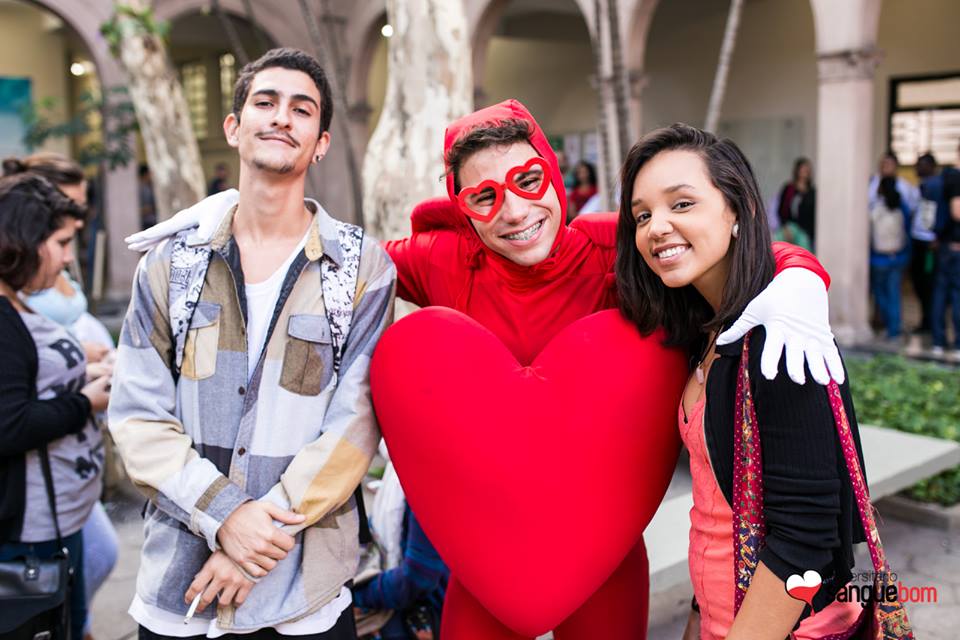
[138,606,357,640]
[910,239,936,331]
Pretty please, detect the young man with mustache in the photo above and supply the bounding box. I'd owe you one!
[109,48,396,639]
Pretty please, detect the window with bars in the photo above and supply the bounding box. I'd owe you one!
[220,53,236,119]
[179,61,208,140]
[889,74,960,166]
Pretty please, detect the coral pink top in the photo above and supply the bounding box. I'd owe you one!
[679,394,863,640]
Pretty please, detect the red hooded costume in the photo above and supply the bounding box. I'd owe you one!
[382,100,828,639]
[386,100,827,368]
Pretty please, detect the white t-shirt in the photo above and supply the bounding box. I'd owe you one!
[130,587,352,637]
[133,228,352,636]
[244,230,309,380]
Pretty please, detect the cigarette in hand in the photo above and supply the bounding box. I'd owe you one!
[184,591,203,624]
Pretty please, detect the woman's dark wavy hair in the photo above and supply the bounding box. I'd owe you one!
[0,174,85,290]
[574,160,597,188]
[615,124,775,358]
[878,176,902,211]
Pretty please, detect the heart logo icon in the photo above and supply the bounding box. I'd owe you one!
[786,570,823,609]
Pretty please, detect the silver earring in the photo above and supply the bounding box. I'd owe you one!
[732,222,740,239]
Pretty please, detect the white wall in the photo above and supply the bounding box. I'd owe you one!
[483,36,598,137]
[641,0,818,201]
[0,0,71,159]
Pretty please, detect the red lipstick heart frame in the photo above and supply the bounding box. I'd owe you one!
[456,156,552,223]
[370,307,687,635]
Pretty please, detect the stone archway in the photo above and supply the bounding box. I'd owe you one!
[469,0,596,108]
[154,0,297,54]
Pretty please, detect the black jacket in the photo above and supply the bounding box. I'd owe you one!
[704,327,867,614]
[0,296,91,543]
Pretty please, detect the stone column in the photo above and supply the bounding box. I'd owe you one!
[814,48,880,345]
[626,69,648,140]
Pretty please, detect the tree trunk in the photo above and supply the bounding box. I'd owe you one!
[704,0,744,133]
[362,0,473,240]
[607,0,631,160]
[298,0,366,226]
[109,0,206,220]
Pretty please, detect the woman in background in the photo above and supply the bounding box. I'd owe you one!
[568,160,598,219]
[0,174,111,639]
[3,154,119,639]
[774,157,816,251]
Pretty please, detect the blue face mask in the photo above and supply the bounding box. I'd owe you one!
[26,274,88,327]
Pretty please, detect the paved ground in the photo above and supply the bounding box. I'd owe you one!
[647,513,959,639]
[90,491,957,640]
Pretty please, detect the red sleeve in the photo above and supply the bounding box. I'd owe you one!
[771,241,830,290]
[568,212,618,248]
[383,235,432,307]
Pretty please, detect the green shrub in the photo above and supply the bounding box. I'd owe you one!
[846,354,960,506]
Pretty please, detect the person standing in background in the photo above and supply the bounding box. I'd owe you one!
[870,176,912,341]
[913,153,941,335]
[869,151,919,214]
[138,164,157,230]
[931,141,960,359]
[775,157,816,252]
[568,160,598,220]
[207,162,230,195]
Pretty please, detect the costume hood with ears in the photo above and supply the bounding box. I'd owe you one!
[443,98,569,222]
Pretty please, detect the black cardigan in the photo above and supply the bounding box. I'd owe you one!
[703,327,867,614]
[0,296,91,543]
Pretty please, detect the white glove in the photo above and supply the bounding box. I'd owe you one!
[717,267,844,386]
[125,189,239,252]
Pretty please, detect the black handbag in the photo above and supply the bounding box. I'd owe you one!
[0,447,73,639]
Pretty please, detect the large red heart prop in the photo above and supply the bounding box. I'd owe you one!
[371,307,687,635]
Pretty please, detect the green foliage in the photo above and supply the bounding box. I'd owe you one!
[20,86,138,170]
[100,3,170,57]
[846,354,960,506]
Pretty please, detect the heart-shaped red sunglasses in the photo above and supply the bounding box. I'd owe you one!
[456,157,552,223]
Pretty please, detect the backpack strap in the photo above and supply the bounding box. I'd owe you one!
[319,218,363,379]
[168,232,214,378]
[318,215,372,544]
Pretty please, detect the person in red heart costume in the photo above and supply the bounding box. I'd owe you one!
[124,99,841,639]
[382,100,836,639]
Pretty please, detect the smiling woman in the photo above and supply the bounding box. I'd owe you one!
[614,124,909,640]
